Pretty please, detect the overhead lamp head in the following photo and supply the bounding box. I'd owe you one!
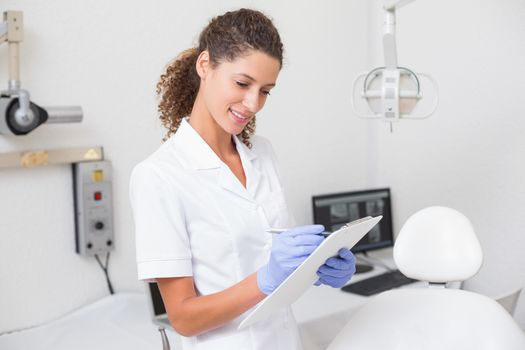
[363,66,421,118]
[350,0,439,131]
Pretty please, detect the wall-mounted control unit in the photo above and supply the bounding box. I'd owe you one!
[73,160,114,256]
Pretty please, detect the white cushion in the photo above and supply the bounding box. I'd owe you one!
[393,206,482,283]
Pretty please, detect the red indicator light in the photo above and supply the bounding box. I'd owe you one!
[94,192,102,201]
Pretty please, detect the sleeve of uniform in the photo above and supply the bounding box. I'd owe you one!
[129,162,192,280]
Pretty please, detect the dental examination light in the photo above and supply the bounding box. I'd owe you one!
[0,11,83,136]
[351,0,439,132]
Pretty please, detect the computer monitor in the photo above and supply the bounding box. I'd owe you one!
[312,188,394,273]
[145,282,171,328]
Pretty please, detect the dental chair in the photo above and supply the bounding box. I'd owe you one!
[327,206,525,350]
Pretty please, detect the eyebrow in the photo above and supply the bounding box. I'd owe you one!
[235,73,276,87]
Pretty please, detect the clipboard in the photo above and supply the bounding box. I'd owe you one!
[238,215,382,329]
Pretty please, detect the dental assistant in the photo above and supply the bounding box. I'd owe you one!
[129,8,356,350]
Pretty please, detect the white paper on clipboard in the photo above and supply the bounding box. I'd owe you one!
[238,215,382,330]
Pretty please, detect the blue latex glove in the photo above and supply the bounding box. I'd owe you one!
[257,225,325,295]
[315,248,356,288]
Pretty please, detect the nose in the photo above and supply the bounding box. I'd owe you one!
[242,90,262,113]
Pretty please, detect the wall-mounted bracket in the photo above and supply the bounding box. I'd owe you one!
[0,146,103,169]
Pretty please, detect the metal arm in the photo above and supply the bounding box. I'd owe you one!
[383,9,398,69]
[1,11,23,91]
[0,10,83,136]
[382,0,416,69]
[158,327,171,350]
[384,0,416,12]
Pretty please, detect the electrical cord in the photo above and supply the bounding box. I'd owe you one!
[94,252,114,295]
[0,322,47,336]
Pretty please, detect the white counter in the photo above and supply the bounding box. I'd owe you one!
[0,248,422,350]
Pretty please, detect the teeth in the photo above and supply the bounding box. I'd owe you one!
[231,109,247,120]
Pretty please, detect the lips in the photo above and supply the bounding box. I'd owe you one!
[229,108,251,124]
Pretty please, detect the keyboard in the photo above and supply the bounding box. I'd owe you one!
[341,269,417,296]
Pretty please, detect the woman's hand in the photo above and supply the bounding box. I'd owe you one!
[315,248,356,288]
[257,225,325,295]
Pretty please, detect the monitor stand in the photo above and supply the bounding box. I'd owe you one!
[355,263,374,274]
[354,252,375,274]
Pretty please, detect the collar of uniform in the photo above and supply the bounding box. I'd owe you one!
[232,133,262,200]
[169,118,222,170]
[232,133,257,162]
[170,118,262,202]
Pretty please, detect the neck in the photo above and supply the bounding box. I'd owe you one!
[188,94,236,160]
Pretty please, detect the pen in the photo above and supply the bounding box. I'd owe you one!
[265,228,332,237]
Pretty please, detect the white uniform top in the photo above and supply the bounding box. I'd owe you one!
[129,118,303,350]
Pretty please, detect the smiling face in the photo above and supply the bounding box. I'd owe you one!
[195,49,281,136]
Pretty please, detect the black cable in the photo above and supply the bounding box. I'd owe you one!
[94,252,114,295]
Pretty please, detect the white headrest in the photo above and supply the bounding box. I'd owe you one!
[393,206,483,283]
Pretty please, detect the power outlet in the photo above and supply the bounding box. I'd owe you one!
[72,160,114,256]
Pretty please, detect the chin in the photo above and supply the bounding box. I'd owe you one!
[212,110,250,136]
[223,118,248,136]
[231,126,246,136]
[218,121,242,136]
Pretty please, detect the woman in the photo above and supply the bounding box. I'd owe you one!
[129,8,356,350]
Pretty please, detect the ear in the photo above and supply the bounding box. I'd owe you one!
[196,50,210,79]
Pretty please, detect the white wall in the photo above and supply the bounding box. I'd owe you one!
[365,0,525,328]
[0,0,369,333]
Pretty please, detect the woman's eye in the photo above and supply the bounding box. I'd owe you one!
[261,90,271,96]
[236,81,248,88]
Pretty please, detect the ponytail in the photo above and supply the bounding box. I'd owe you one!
[156,48,200,141]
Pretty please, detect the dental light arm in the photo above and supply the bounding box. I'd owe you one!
[383,0,416,11]
[351,0,438,132]
[0,11,83,136]
[383,0,416,68]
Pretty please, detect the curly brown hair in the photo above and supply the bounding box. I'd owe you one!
[156,8,284,147]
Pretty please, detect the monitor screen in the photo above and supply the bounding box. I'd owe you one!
[148,282,167,317]
[312,188,393,253]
